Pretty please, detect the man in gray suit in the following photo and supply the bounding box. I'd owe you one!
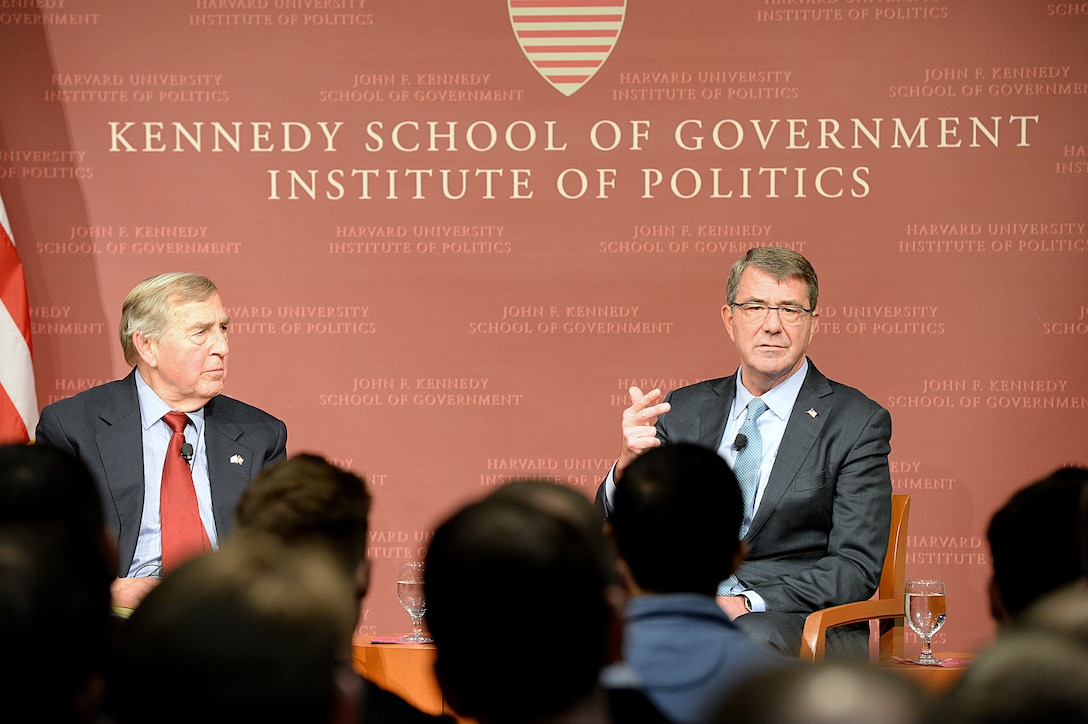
[597,247,891,657]
[36,272,287,610]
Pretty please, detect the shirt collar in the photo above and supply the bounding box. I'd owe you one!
[732,358,809,422]
[134,367,206,433]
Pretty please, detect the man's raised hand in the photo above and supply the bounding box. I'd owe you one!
[616,386,671,478]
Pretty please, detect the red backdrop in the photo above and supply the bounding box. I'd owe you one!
[2,0,1086,653]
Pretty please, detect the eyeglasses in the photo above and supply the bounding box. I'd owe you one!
[731,302,813,326]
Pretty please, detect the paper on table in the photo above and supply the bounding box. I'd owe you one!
[371,635,410,644]
[371,634,437,645]
[892,656,971,667]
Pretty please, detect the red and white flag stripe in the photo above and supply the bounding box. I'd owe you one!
[0,192,38,443]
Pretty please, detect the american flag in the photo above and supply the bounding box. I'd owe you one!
[0,192,38,443]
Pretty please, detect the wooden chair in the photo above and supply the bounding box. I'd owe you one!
[798,494,910,662]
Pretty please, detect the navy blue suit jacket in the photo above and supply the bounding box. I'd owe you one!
[36,368,288,575]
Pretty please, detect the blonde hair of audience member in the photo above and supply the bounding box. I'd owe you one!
[710,662,926,724]
[234,452,373,604]
[935,629,1088,724]
[1017,582,1088,648]
[231,453,456,723]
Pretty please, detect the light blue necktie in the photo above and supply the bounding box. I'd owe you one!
[734,397,768,534]
[718,398,768,596]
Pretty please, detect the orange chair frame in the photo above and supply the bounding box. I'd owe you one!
[799,494,910,662]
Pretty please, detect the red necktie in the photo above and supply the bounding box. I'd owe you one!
[160,411,210,572]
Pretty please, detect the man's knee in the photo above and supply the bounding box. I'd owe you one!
[733,612,805,656]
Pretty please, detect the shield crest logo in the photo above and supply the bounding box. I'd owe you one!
[508,0,627,97]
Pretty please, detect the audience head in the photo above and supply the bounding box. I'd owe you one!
[936,629,1088,724]
[612,443,743,595]
[711,662,926,724]
[424,482,616,723]
[1017,582,1088,649]
[1081,478,1088,577]
[0,442,116,576]
[0,523,114,723]
[986,465,1088,623]
[489,477,615,578]
[109,539,358,724]
[0,443,117,721]
[234,453,373,602]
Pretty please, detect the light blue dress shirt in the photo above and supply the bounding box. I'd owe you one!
[129,369,219,577]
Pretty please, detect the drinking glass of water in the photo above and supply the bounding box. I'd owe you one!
[905,579,946,665]
[397,561,432,643]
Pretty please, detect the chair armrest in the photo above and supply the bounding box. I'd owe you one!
[799,596,905,662]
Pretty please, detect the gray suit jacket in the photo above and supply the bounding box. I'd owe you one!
[600,360,892,615]
[35,368,288,575]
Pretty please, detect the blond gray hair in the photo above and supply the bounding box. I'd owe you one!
[119,273,217,366]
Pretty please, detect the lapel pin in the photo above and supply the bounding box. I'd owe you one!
[806,408,818,418]
[230,454,244,465]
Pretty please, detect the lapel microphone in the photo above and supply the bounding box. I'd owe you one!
[734,433,748,452]
[180,442,194,463]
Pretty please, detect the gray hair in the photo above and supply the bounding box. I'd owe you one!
[119,273,217,366]
[726,247,819,310]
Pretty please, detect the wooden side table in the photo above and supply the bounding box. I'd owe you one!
[876,651,975,692]
[352,636,474,722]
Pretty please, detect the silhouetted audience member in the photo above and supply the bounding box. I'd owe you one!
[934,629,1088,724]
[488,477,625,605]
[0,442,118,578]
[487,478,655,706]
[986,465,1088,624]
[489,478,617,583]
[424,484,670,724]
[233,452,452,723]
[0,524,114,724]
[928,468,1088,724]
[107,538,359,724]
[609,443,791,723]
[1018,582,1088,647]
[1081,477,1088,576]
[0,444,115,724]
[711,662,926,724]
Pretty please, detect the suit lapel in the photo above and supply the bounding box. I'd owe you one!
[745,363,832,540]
[696,376,735,450]
[95,370,146,568]
[203,398,257,532]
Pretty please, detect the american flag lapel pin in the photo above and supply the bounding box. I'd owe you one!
[230,454,244,465]
[806,408,818,418]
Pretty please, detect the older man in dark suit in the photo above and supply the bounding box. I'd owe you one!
[36,272,287,610]
[597,247,891,657]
